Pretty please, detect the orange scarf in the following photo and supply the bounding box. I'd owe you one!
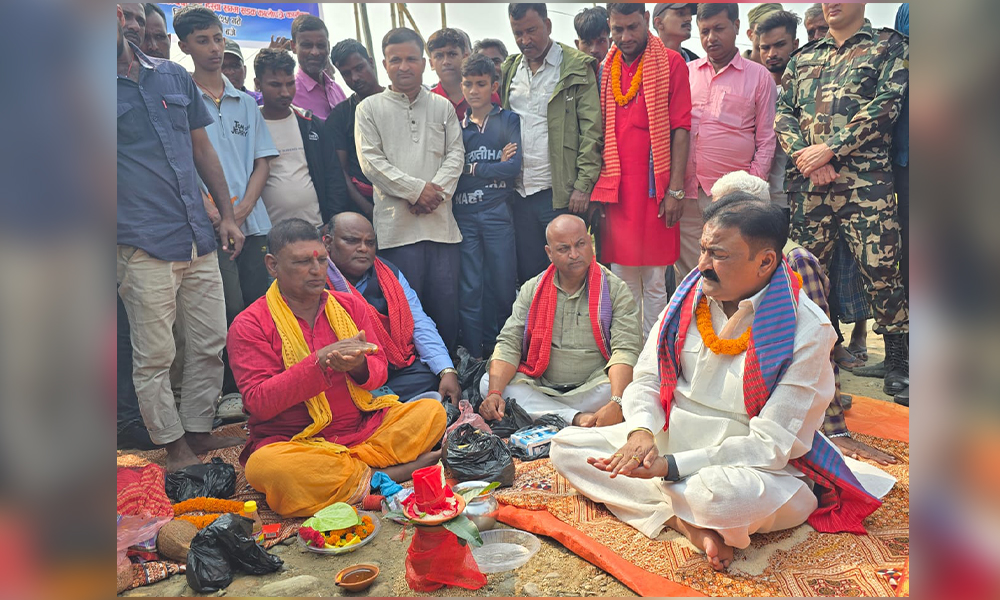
[591,36,673,205]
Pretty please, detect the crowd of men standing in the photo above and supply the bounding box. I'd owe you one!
[118,3,909,472]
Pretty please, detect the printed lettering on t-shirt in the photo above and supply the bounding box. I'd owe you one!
[465,145,503,163]
[231,120,249,137]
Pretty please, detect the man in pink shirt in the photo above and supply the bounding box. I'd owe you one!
[291,14,346,120]
[675,3,776,280]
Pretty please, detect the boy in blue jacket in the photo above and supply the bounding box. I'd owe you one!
[454,53,522,360]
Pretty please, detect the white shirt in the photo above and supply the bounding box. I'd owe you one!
[624,284,837,479]
[259,109,323,228]
[509,42,563,197]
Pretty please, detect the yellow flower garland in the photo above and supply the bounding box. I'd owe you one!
[611,49,644,107]
[695,297,751,355]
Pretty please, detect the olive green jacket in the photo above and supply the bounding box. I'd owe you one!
[500,42,603,209]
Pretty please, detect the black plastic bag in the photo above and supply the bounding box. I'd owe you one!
[443,423,515,487]
[166,457,236,502]
[186,514,283,593]
[484,398,533,438]
[532,413,569,432]
[456,347,489,410]
[443,399,461,428]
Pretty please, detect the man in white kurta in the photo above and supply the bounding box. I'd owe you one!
[551,194,894,571]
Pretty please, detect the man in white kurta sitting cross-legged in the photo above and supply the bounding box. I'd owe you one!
[551,194,895,571]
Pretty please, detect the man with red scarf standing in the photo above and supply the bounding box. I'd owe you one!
[478,215,641,427]
[323,213,462,405]
[592,3,691,340]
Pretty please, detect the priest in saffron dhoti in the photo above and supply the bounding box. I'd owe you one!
[591,3,691,338]
[551,196,895,570]
[478,214,642,428]
[227,219,446,517]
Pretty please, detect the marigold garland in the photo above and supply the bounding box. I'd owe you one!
[172,497,245,516]
[175,513,223,530]
[695,296,752,355]
[611,48,644,107]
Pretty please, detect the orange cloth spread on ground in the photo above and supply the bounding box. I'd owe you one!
[239,281,447,517]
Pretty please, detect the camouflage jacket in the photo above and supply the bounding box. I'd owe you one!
[775,20,908,193]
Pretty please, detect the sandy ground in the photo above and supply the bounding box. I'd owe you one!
[122,320,898,598]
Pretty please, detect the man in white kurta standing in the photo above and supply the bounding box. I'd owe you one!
[551,194,893,571]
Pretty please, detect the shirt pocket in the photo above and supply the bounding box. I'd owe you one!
[162,93,192,132]
[426,121,446,158]
[847,65,879,101]
[717,90,753,130]
[117,102,141,145]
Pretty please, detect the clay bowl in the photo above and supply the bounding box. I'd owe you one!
[335,563,380,592]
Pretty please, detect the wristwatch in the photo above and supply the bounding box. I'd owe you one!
[438,367,458,377]
[463,163,475,176]
[662,454,681,482]
[610,395,623,406]
[667,188,685,200]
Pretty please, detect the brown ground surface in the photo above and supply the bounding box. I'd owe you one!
[121,321,896,598]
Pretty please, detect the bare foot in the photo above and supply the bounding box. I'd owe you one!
[164,438,203,473]
[185,431,244,454]
[667,516,734,572]
[833,344,864,369]
[572,412,597,427]
[832,436,898,465]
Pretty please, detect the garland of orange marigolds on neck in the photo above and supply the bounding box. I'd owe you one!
[695,297,752,355]
[611,49,644,107]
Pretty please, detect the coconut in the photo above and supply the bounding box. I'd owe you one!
[156,519,198,562]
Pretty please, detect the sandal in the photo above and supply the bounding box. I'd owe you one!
[846,342,869,362]
[833,345,865,371]
[216,393,247,424]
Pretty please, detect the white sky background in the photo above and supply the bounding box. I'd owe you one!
[168,2,903,89]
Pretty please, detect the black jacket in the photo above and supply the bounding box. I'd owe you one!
[292,106,349,224]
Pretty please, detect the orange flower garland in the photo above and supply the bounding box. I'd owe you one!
[171,497,246,530]
[611,49,644,107]
[695,297,752,355]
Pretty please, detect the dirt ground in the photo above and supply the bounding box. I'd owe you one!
[122,320,896,598]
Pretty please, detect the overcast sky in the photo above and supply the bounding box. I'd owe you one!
[168,3,904,88]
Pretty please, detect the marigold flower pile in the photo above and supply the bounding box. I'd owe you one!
[300,512,376,549]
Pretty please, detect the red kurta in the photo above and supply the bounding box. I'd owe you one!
[227,290,390,465]
[600,50,691,266]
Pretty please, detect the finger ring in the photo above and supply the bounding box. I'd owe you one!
[630,456,641,463]
[612,453,623,458]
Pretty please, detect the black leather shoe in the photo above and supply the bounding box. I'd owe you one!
[882,333,909,396]
[852,360,888,378]
[893,386,909,407]
[117,421,159,451]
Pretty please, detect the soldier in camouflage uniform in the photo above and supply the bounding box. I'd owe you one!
[775,3,908,398]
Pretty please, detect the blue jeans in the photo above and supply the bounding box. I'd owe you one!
[512,188,566,283]
[455,200,518,359]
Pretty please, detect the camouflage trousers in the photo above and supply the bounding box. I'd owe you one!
[789,182,908,335]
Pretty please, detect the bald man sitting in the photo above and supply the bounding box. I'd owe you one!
[478,215,642,427]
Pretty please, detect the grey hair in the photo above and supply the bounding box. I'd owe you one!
[804,3,824,22]
[710,171,771,202]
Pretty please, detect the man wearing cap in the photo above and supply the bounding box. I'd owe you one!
[223,39,263,105]
[744,3,784,64]
[651,4,699,62]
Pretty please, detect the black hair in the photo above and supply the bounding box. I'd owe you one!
[703,192,788,256]
[462,53,499,83]
[427,28,469,55]
[473,38,509,58]
[291,14,328,43]
[757,10,801,38]
[143,3,165,23]
[331,38,371,66]
[381,27,425,54]
[508,4,547,20]
[606,3,644,18]
[697,3,739,23]
[172,5,222,42]
[575,7,610,41]
[253,48,296,80]
[268,218,322,256]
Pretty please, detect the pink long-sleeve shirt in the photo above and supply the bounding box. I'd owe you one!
[684,52,777,199]
[227,289,389,465]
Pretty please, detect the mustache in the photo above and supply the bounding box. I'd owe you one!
[701,269,720,282]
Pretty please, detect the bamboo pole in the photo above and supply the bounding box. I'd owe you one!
[354,3,361,41]
[359,3,374,60]
[390,3,398,29]
[440,2,447,28]
[398,3,422,38]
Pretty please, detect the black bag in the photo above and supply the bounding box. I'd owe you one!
[442,424,515,487]
[506,414,568,461]
[443,400,461,428]
[455,347,489,410]
[165,457,236,502]
[186,514,283,593]
[484,398,533,438]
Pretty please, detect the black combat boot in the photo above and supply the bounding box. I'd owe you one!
[883,333,909,396]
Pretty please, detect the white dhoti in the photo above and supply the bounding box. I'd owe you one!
[479,374,610,424]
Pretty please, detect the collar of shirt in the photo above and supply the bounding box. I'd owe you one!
[695,50,746,76]
[815,18,875,50]
[383,85,426,107]
[706,282,772,338]
[552,270,588,300]
[431,82,464,108]
[296,68,328,92]
[119,41,155,78]
[218,74,242,99]
[353,265,375,293]
[462,103,501,130]
[518,40,563,76]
